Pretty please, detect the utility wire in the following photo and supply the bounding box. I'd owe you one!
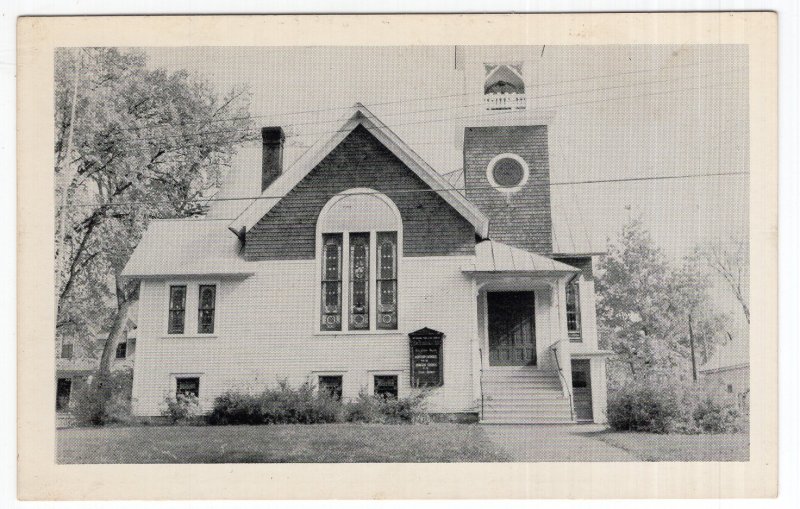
[115,69,744,144]
[66,170,748,208]
[114,57,746,133]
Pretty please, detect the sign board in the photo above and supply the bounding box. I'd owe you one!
[409,327,444,388]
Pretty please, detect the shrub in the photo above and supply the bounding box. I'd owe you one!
[162,393,201,424]
[343,390,429,424]
[379,392,430,424]
[72,368,134,426]
[692,396,742,433]
[606,382,681,433]
[208,381,342,425]
[207,392,262,425]
[208,383,430,425]
[343,391,385,423]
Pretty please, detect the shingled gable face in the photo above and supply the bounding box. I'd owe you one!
[243,124,478,261]
[463,125,554,254]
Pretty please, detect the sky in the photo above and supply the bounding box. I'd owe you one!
[142,45,750,360]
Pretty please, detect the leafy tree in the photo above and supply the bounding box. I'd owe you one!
[596,218,727,386]
[696,237,750,324]
[55,48,255,373]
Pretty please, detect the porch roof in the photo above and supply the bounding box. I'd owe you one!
[463,240,580,275]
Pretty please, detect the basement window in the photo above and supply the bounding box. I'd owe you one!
[374,375,399,400]
[318,375,343,401]
[176,377,200,398]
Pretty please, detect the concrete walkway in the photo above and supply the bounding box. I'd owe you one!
[481,424,638,462]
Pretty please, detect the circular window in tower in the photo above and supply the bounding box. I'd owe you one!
[486,153,529,193]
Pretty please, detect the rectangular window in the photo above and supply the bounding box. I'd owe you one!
[376,232,398,330]
[198,284,216,334]
[168,285,187,334]
[176,377,200,398]
[60,343,73,359]
[318,375,343,401]
[349,232,370,330]
[115,342,127,359]
[374,375,398,399]
[321,234,343,331]
[566,277,582,341]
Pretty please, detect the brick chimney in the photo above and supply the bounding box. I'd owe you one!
[261,126,285,191]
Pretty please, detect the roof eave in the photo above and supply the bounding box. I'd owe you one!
[229,103,490,238]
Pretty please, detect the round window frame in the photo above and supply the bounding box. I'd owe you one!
[485,153,530,194]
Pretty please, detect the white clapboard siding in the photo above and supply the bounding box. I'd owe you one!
[131,256,478,415]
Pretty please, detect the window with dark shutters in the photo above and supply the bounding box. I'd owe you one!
[168,285,187,334]
[198,285,216,334]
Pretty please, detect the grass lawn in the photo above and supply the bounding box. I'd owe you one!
[592,431,750,461]
[57,423,509,463]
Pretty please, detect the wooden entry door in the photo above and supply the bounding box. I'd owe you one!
[571,359,594,422]
[487,291,536,366]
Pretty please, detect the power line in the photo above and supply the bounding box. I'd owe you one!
[66,170,748,208]
[114,57,746,133]
[116,69,744,144]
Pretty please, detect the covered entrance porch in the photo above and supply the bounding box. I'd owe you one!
[463,240,581,423]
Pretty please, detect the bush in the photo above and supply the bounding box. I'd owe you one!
[207,392,263,425]
[343,391,386,423]
[208,381,342,425]
[608,379,745,434]
[379,392,430,424]
[208,383,430,425]
[693,396,742,433]
[72,368,134,426]
[162,393,201,424]
[344,390,429,424]
[606,382,681,433]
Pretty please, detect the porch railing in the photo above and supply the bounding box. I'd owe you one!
[550,341,575,422]
[484,92,527,111]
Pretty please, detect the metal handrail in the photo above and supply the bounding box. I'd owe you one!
[550,343,575,422]
[478,347,485,418]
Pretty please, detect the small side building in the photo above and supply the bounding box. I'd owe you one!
[56,316,137,413]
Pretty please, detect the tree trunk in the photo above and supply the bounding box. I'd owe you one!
[688,314,697,382]
[98,277,137,375]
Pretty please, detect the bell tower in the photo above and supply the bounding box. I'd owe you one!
[463,125,554,254]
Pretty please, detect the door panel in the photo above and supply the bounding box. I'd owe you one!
[56,378,72,411]
[571,359,594,422]
[487,291,536,366]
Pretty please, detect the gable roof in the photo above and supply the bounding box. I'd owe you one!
[463,240,579,274]
[228,103,490,238]
[121,219,254,278]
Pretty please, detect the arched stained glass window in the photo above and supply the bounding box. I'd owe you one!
[349,232,370,330]
[317,190,401,332]
[321,233,343,331]
[377,232,398,330]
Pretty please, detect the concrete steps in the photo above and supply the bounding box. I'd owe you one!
[480,368,575,424]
